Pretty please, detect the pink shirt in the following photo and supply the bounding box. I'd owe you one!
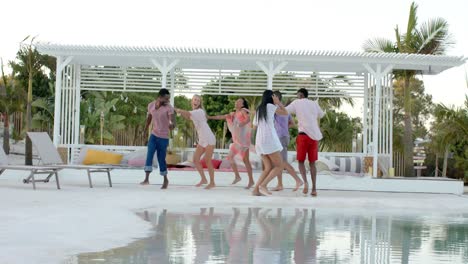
[147,101,174,139]
[226,109,251,148]
[286,98,325,140]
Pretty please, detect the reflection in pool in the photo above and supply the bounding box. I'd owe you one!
[74,208,468,264]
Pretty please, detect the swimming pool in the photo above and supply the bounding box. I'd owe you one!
[74,207,468,264]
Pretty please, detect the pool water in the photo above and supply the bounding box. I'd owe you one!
[74,208,468,264]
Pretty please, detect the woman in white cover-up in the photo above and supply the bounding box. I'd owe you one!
[252,90,289,196]
[175,95,217,189]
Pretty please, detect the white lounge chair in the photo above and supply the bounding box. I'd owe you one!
[0,146,62,190]
[27,132,114,188]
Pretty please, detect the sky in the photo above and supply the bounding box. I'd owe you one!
[1,0,467,109]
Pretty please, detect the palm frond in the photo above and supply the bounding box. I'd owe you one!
[395,26,402,51]
[416,18,453,55]
[362,38,396,53]
[406,2,418,38]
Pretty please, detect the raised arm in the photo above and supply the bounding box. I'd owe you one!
[275,103,288,115]
[168,109,176,130]
[315,101,325,119]
[207,114,229,120]
[175,108,191,120]
[273,94,288,115]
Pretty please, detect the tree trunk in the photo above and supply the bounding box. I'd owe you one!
[25,74,33,165]
[442,146,449,177]
[3,112,10,154]
[434,153,439,177]
[403,75,414,177]
[132,125,139,146]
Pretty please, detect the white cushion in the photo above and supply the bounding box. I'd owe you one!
[325,156,363,173]
[318,157,340,171]
[232,150,261,170]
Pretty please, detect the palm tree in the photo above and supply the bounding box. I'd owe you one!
[31,82,55,134]
[10,36,55,164]
[431,99,468,178]
[1,59,25,154]
[80,91,126,144]
[363,2,453,176]
[320,110,361,152]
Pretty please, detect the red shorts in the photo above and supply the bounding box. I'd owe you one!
[296,133,318,162]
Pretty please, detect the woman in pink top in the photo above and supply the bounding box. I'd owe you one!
[208,98,254,189]
[175,95,217,189]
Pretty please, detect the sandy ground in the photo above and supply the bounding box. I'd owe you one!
[1,167,468,264]
[1,138,468,264]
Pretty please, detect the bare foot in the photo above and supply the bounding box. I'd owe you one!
[252,190,264,196]
[293,181,304,192]
[140,181,150,185]
[272,186,284,191]
[195,179,208,187]
[244,182,255,189]
[259,186,271,196]
[311,190,317,197]
[204,183,216,189]
[161,177,169,189]
[302,183,309,195]
[231,177,242,185]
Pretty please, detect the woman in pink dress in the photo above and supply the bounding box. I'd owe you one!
[175,95,217,189]
[208,98,254,189]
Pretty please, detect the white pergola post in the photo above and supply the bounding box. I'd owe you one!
[151,58,179,106]
[170,69,175,106]
[53,56,73,146]
[256,61,288,90]
[73,64,81,144]
[363,64,393,178]
[150,58,179,89]
[363,73,369,155]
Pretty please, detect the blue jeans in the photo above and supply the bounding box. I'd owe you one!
[145,134,169,176]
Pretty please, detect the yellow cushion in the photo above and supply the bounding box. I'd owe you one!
[82,149,123,165]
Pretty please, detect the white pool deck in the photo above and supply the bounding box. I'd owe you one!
[1,169,467,264]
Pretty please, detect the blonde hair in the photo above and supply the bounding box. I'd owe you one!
[192,94,204,109]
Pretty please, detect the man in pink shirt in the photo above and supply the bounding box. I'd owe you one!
[286,88,325,196]
[140,88,175,189]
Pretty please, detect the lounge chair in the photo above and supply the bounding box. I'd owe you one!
[0,146,62,190]
[27,132,114,188]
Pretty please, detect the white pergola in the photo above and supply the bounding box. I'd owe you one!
[36,43,465,177]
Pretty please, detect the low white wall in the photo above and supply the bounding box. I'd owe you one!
[317,174,464,195]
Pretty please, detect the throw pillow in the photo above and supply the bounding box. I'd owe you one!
[201,159,222,169]
[82,149,123,165]
[319,157,340,171]
[326,156,362,173]
[127,149,158,167]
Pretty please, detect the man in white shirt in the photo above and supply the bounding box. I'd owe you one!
[286,88,325,196]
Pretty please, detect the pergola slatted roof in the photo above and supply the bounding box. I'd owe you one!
[35,42,465,177]
[36,43,466,74]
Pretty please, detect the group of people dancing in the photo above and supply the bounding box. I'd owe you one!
[140,87,324,197]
